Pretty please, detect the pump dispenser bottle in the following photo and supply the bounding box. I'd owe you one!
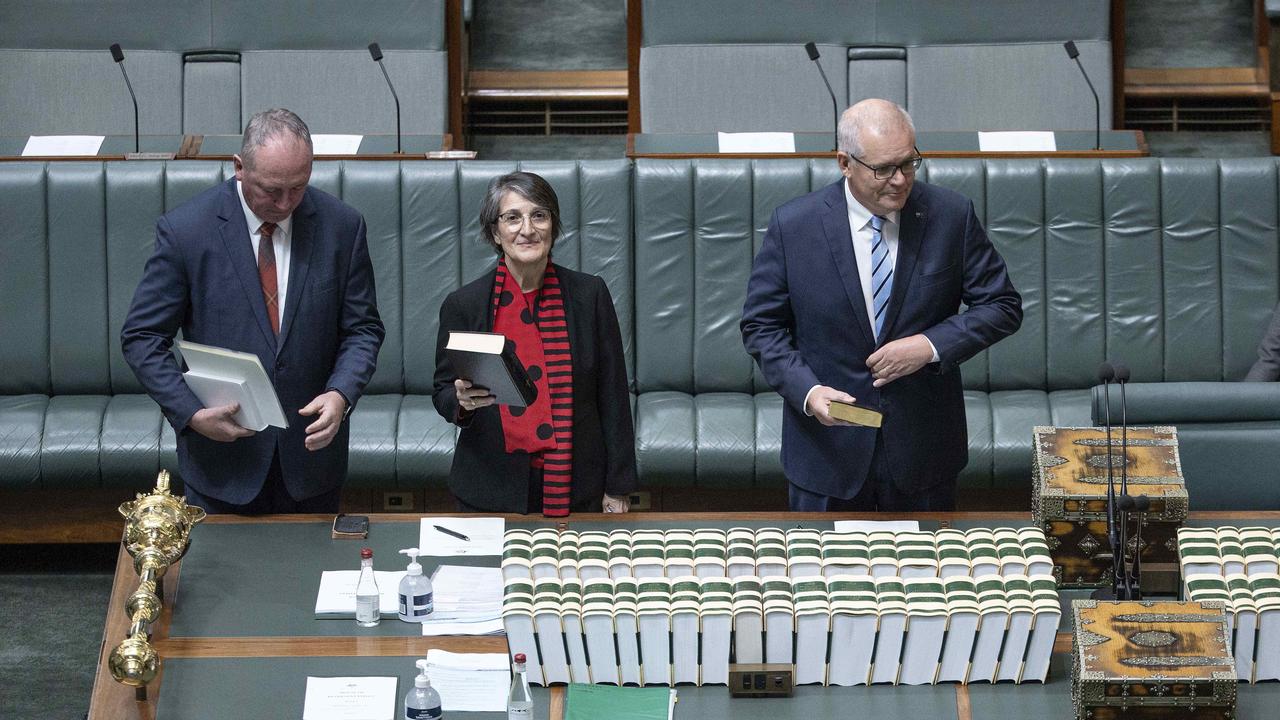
[398,548,433,622]
[404,659,443,719]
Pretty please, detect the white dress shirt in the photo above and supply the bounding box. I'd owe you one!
[236,180,292,321]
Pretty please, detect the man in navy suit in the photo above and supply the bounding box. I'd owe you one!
[121,108,384,513]
[741,99,1022,511]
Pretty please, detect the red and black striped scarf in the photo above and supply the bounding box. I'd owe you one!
[492,259,574,516]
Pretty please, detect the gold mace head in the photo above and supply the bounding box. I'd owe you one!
[108,636,160,686]
[118,470,207,568]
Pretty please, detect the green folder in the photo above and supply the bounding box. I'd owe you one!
[564,683,675,720]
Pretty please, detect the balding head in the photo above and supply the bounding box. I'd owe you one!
[837,99,915,158]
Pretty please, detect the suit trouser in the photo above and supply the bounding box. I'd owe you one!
[788,431,957,512]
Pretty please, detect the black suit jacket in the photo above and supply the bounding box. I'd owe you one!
[1246,302,1280,381]
[741,179,1022,499]
[432,264,638,512]
[121,178,385,503]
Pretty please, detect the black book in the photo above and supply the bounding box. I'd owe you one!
[445,331,537,408]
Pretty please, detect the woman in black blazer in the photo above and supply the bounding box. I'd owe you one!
[433,172,637,515]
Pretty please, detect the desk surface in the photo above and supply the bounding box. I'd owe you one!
[88,511,1280,720]
[0,134,455,161]
[628,131,1149,159]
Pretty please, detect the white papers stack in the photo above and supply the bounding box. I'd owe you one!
[177,340,287,430]
[716,131,796,153]
[424,650,510,712]
[311,134,364,155]
[21,135,105,156]
[314,570,405,617]
[420,565,504,636]
[419,517,505,556]
[976,131,1057,152]
[302,676,397,720]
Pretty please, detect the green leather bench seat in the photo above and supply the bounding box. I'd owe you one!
[1,158,1276,511]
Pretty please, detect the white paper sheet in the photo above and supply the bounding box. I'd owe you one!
[976,131,1056,152]
[832,520,920,533]
[302,676,397,720]
[418,517,505,556]
[425,650,510,711]
[311,134,364,155]
[421,618,505,636]
[717,131,796,153]
[22,135,105,156]
[314,570,405,616]
[417,565,504,634]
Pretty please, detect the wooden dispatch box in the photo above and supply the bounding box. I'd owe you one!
[1071,599,1236,720]
[1032,426,1187,588]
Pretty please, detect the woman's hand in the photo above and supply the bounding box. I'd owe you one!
[602,493,630,514]
[454,378,496,413]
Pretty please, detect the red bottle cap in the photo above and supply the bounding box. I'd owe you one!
[514,653,526,663]
[361,547,373,559]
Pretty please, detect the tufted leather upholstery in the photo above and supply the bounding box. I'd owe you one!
[1,158,1275,508]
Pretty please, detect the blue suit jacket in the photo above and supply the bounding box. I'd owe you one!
[741,179,1022,498]
[121,178,385,503]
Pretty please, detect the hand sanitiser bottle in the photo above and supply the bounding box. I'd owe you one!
[398,548,433,622]
[404,659,443,719]
[355,547,380,627]
[506,653,533,719]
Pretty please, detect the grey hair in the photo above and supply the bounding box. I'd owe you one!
[478,171,563,254]
[837,101,915,158]
[240,108,313,167]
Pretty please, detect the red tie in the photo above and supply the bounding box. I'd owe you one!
[258,222,280,335]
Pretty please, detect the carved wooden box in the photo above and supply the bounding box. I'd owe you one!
[1072,599,1236,719]
[1032,426,1187,588]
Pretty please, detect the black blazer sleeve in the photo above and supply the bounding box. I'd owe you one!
[591,276,639,497]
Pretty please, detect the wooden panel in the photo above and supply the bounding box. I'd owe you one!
[467,70,627,100]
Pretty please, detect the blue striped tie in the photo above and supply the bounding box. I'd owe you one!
[870,215,892,340]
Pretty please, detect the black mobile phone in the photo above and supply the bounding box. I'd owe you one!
[332,513,369,538]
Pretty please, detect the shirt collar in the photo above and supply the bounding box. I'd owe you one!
[842,180,899,231]
[236,180,293,237]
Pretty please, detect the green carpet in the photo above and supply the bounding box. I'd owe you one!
[0,544,117,720]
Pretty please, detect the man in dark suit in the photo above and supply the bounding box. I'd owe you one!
[121,108,384,513]
[741,99,1022,512]
[1245,302,1280,381]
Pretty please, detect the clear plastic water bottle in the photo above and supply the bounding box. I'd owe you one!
[405,659,443,719]
[355,547,380,627]
[507,653,533,719]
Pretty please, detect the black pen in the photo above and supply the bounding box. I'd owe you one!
[434,524,470,542]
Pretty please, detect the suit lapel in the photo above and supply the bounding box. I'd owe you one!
[820,182,874,348]
[277,194,315,353]
[217,181,277,352]
[881,193,928,340]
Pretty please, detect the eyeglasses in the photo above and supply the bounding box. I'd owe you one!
[847,147,923,181]
[496,209,552,230]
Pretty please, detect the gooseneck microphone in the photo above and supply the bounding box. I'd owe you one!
[1113,363,1138,598]
[1094,362,1121,600]
[1062,41,1101,151]
[109,43,140,153]
[368,42,402,154]
[804,42,839,152]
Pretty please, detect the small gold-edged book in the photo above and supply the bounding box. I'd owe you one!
[828,400,883,428]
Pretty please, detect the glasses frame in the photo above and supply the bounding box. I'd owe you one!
[847,146,924,181]
[495,209,553,230]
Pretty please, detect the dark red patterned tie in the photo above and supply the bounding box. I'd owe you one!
[258,222,279,335]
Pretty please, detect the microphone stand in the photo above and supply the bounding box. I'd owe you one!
[804,42,839,152]
[1092,363,1120,601]
[368,43,402,154]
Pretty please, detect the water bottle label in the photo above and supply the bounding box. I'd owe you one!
[508,706,532,718]
[414,592,432,605]
[406,706,442,719]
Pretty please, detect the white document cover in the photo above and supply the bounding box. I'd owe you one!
[177,340,287,430]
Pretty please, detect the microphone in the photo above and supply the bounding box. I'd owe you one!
[804,42,839,152]
[1113,362,1134,598]
[1094,361,1122,600]
[368,42,402,154]
[1063,41,1101,151]
[109,43,140,153]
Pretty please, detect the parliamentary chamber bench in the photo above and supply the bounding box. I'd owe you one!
[2,157,1279,541]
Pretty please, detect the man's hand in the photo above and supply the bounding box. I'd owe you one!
[299,390,348,451]
[867,334,935,387]
[189,403,255,442]
[602,493,631,513]
[805,386,859,427]
[454,378,497,414]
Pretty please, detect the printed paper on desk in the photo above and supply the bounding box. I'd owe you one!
[302,676,397,720]
[717,131,796,153]
[22,135,105,156]
[425,650,510,711]
[833,520,920,533]
[418,517,504,556]
[311,134,363,155]
[976,131,1056,152]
